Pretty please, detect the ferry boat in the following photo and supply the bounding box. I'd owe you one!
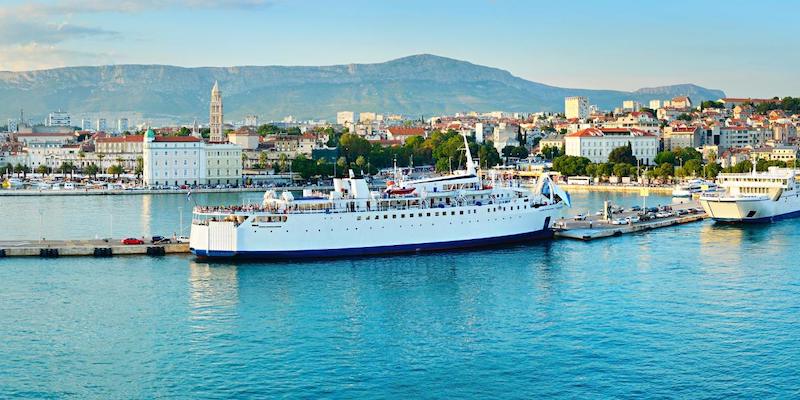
[189,135,571,259]
[672,178,717,197]
[699,166,800,222]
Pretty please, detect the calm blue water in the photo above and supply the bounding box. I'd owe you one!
[1,192,799,398]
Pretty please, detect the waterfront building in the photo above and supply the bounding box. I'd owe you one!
[142,127,244,186]
[46,110,71,127]
[143,128,204,186]
[95,135,144,170]
[209,81,224,142]
[565,127,658,164]
[204,143,243,186]
[565,96,589,120]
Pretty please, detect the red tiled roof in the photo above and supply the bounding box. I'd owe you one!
[387,126,425,136]
[153,136,202,142]
[96,135,144,143]
[567,127,656,138]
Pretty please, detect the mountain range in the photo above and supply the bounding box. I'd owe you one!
[0,54,725,122]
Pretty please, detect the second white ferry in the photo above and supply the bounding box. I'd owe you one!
[700,166,800,222]
[189,135,571,258]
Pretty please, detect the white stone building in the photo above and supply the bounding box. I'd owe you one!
[337,111,357,126]
[565,127,658,164]
[564,96,589,120]
[143,128,243,186]
[210,81,224,142]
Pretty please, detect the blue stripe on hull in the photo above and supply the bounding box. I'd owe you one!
[712,208,800,223]
[192,229,553,259]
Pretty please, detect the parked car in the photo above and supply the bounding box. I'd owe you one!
[176,236,190,243]
[626,216,641,223]
[630,205,642,212]
[151,235,171,244]
[573,214,587,221]
[655,211,671,218]
[646,207,659,213]
[677,209,689,216]
[121,238,144,245]
[611,218,627,225]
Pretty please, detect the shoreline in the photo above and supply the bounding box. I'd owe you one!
[0,186,335,196]
[560,184,674,195]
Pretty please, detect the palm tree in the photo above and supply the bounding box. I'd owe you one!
[36,165,48,175]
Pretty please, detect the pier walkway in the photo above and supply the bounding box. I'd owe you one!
[0,239,189,258]
[554,200,706,241]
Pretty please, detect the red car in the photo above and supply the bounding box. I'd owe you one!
[121,238,145,245]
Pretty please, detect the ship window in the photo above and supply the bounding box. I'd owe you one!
[384,215,388,219]
[418,213,423,217]
[357,216,362,221]
[409,214,413,218]
[393,214,397,219]
[451,211,455,216]
[401,214,405,218]
[435,212,439,216]
[427,213,431,217]
[459,211,464,215]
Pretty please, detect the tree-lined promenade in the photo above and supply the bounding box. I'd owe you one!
[547,143,794,183]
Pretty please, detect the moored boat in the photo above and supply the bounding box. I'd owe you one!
[189,135,571,259]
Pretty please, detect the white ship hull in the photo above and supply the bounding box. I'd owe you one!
[190,201,564,258]
[700,191,800,222]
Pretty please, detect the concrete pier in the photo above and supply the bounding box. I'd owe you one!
[0,239,190,258]
[554,201,706,241]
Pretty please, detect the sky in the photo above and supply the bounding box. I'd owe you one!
[0,0,796,97]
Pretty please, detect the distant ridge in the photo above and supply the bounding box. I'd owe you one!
[0,54,725,121]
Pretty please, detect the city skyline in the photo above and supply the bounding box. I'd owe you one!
[0,0,797,98]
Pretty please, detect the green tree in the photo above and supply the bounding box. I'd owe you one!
[36,165,48,175]
[108,165,124,178]
[612,163,631,177]
[176,127,192,136]
[134,156,144,178]
[654,151,676,165]
[355,155,367,171]
[85,163,99,178]
[683,159,702,176]
[676,113,693,121]
[703,162,721,179]
[541,145,562,160]
[658,163,674,180]
[608,142,636,164]
[552,155,592,176]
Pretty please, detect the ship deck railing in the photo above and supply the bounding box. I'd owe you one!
[191,196,545,219]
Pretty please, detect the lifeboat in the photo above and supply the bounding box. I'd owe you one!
[386,186,416,195]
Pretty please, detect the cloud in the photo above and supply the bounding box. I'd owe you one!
[0,43,115,71]
[0,0,272,70]
[14,0,273,15]
[0,19,118,46]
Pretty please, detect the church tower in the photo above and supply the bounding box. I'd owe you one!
[209,81,224,142]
